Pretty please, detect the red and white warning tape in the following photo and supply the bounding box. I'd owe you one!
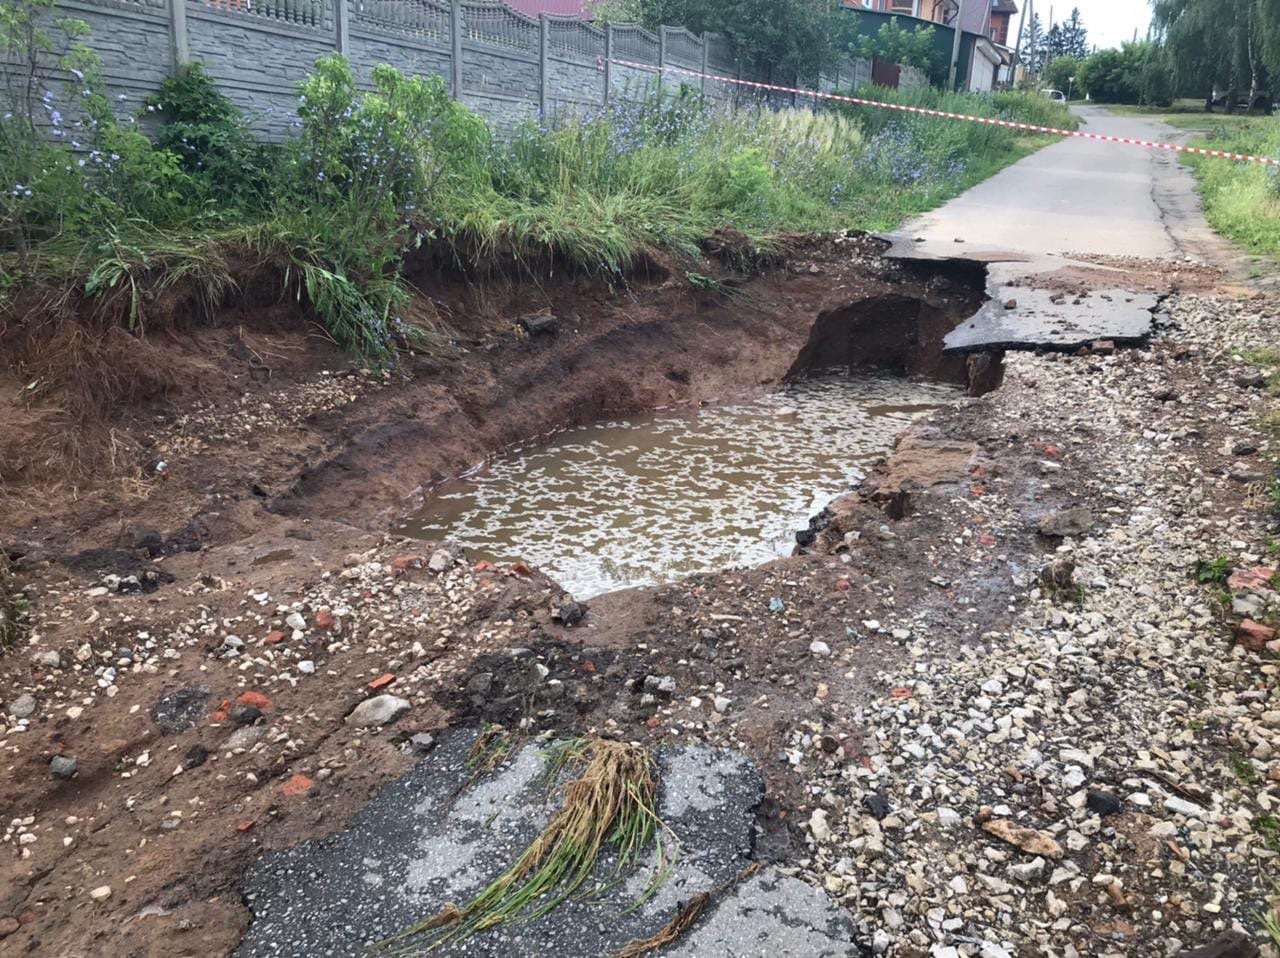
[600,56,1280,167]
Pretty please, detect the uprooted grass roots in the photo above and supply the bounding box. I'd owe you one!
[381,737,675,951]
[0,552,26,652]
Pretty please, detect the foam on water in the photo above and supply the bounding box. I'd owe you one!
[404,374,958,598]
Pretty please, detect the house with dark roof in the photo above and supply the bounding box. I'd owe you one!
[990,0,1018,46]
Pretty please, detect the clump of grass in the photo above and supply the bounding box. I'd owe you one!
[0,553,26,652]
[1257,813,1280,853]
[382,737,674,952]
[1230,751,1262,785]
[1193,556,1232,584]
[1262,882,1280,948]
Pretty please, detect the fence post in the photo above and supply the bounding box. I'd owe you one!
[657,25,666,93]
[450,0,463,100]
[699,32,707,96]
[603,22,613,106]
[733,58,740,110]
[167,0,189,68]
[334,0,350,54]
[538,14,549,117]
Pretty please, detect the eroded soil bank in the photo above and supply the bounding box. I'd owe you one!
[2,243,1278,957]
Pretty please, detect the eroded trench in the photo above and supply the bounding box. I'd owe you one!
[399,258,1001,599]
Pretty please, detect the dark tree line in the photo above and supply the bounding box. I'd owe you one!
[1151,0,1280,109]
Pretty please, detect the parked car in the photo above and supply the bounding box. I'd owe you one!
[1042,89,1067,103]
[1208,85,1273,114]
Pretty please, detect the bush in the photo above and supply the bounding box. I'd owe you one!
[1041,56,1081,95]
[2,37,1077,362]
[145,63,269,211]
[1077,43,1164,105]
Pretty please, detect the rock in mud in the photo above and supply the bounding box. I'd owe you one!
[518,313,559,336]
[49,755,77,779]
[182,745,210,770]
[346,694,410,727]
[643,674,676,698]
[1086,789,1123,817]
[1035,507,1094,538]
[7,693,36,719]
[31,650,61,670]
[555,600,586,626]
[149,681,212,732]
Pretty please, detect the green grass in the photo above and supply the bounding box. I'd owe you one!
[1230,751,1262,785]
[1193,556,1232,584]
[1115,107,1280,259]
[2,53,1076,363]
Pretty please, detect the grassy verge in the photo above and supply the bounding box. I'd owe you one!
[1182,118,1280,258]
[2,24,1075,364]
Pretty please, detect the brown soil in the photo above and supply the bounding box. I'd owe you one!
[0,233,996,956]
[1,233,986,557]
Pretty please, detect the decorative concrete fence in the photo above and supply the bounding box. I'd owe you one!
[11,0,908,138]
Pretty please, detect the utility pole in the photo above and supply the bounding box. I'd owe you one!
[948,0,964,91]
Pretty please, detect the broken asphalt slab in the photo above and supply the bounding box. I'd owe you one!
[879,236,1160,353]
[942,286,1160,353]
[235,730,856,957]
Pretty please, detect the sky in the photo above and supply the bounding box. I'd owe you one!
[1015,0,1152,50]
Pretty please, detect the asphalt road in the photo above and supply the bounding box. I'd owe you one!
[890,105,1235,351]
[901,105,1224,264]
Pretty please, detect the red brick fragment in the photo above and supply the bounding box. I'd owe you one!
[263,630,287,645]
[236,691,273,711]
[1237,619,1276,652]
[314,609,336,630]
[511,561,533,577]
[368,673,396,691]
[281,774,314,797]
[1228,566,1276,593]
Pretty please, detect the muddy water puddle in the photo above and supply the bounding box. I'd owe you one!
[402,374,959,598]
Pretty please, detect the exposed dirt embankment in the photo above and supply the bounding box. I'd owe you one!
[1,233,988,564]
[0,232,1001,957]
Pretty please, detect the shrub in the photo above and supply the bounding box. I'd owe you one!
[145,63,268,211]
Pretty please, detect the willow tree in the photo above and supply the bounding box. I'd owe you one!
[1151,0,1270,108]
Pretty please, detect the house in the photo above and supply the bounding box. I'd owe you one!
[842,1,1016,92]
[990,0,1018,46]
[504,0,594,17]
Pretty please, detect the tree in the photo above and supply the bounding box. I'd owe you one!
[1024,12,1045,73]
[852,17,942,76]
[1151,0,1268,109]
[1042,55,1080,94]
[591,0,840,83]
[1062,7,1089,58]
[1044,23,1066,61]
[1076,42,1160,104]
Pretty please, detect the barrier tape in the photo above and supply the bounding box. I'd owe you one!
[599,56,1280,167]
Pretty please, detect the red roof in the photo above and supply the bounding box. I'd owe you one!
[504,0,593,17]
